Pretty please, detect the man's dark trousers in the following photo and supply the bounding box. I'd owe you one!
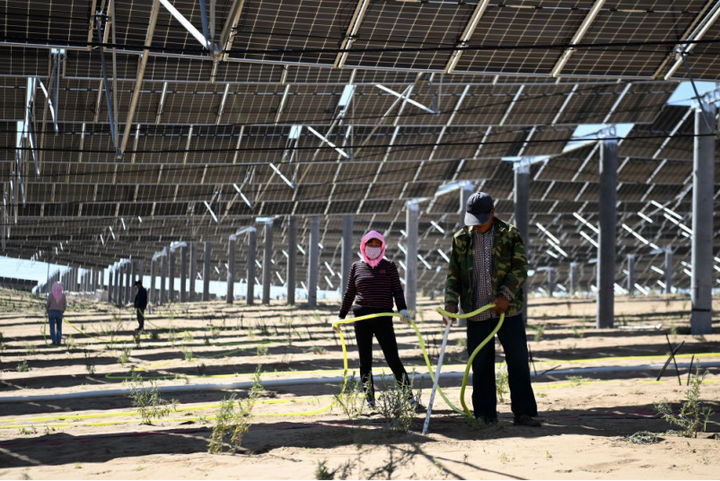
[136,309,145,330]
[467,312,537,420]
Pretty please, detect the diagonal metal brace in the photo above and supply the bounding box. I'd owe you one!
[95,13,120,156]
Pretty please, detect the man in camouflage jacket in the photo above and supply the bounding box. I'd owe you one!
[444,217,527,318]
[444,192,540,427]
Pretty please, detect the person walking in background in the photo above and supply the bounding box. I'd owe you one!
[338,230,420,410]
[444,192,540,427]
[133,280,148,332]
[46,282,67,346]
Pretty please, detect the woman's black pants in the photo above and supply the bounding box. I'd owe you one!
[352,306,410,402]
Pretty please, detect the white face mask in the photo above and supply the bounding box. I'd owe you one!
[365,246,382,260]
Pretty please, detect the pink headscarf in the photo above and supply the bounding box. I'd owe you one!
[360,230,386,268]
[52,282,64,301]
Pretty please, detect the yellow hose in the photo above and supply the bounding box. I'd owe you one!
[436,307,505,418]
[334,304,503,418]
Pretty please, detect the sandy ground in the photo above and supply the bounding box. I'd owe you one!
[0,291,719,480]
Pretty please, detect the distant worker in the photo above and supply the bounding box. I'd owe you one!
[46,282,67,346]
[338,230,420,410]
[443,192,540,427]
[133,280,148,332]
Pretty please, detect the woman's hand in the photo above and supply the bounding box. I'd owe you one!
[399,309,412,324]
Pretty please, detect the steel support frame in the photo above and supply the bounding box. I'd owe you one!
[690,101,715,334]
[596,128,617,329]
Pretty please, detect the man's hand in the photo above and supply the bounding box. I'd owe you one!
[443,304,458,326]
[493,295,509,314]
[333,317,344,333]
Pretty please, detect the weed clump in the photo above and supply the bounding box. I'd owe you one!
[376,374,419,433]
[623,431,661,445]
[208,368,264,454]
[129,373,177,425]
[334,374,366,420]
[654,364,714,438]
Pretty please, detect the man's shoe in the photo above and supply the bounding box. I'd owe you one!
[513,414,541,427]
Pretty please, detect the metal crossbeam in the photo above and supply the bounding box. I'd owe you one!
[335,0,371,68]
[119,0,160,158]
[445,0,491,73]
[551,0,606,77]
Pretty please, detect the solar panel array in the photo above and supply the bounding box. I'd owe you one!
[1,0,719,296]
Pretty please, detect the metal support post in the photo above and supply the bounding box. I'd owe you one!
[247,227,257,305]
[262,221,274,305]
[665,248,673,294]
[150,259,156,305]
[341,214,354,296]
[514,163,530,323]
[570,262,578,296]
[691,102,715,334]
[160,250,167,305]
[180,244,188,302]
[547,267,555,297]
[203,241,211,301]
[189,242,197,301]
[227,235,236,303]
[454,184,474,327]
[307,216,320,308]
[287,216,297,305]
[627,254,635,296]
[405,201,419,313]
[597,131,617,329]
[168,246,175,302]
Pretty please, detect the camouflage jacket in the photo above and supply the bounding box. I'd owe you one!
[444,218,528,317]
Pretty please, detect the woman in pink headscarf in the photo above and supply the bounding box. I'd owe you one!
[338,230,419,410]
[46,282,67,345]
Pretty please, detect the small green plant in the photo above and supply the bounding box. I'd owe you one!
[0,331,5,351]
[210,327,221,340]
[572,324,585,338]
[181,346,194,361]
[84,352,96,375]
[533,324,545,343]
[375,374,418,433]
[17,360,30,372]
[334,374,366,420]
[256,345,269,356]
[495,365,509,403]
[654,364,714,438]
[457,337,467,349]
[65,335,76,352]
[545,450,553,459]
[308,345,327,355]
[566,375,586,387]
[149,330,160,341]
[18,425,37,435]
[129,373,177,425]
[315,460,335,480]
[24,343,37,355]
[499,452,514,463]
[40,323,49,346]
[196,363,207,376]
[118,346,131,365]
[208,367,264,454]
